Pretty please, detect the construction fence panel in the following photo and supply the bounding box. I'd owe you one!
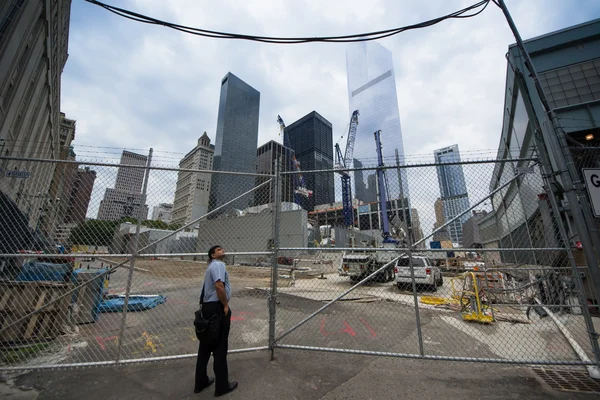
[0,156,275,369]
[274,157,599,366]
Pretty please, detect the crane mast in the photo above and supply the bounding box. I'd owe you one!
[335,110,360,227]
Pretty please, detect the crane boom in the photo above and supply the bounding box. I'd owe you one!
[343,110,360,168]
[335,110,360,227]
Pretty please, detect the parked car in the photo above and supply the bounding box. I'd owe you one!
[394,255,443,291]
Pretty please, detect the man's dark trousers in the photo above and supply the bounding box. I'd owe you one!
[195,302,232,393]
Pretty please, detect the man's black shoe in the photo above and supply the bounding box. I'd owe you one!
[194,377,214,393]
[214,381,238,397]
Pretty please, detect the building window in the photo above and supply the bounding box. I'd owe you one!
[539,58,600,109]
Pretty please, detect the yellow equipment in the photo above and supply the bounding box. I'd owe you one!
[450,272,494,324]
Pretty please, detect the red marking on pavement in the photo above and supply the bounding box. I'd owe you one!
[319,317,330,337]
[230,311,255,321]
[95,336,118,351]
[341,321,356,337]
[142,282,155,287]
[359,317,377,338]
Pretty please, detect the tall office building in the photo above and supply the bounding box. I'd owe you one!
[434,145,470,244]
[172,132,214,226]
[346,42,408,202]
[1,1,72,228]
[152,203,173,224]
[432,197,451,242]
[209,73,260,213]
[255,140,295,206]
[284,111,334,212]
[97,151,148,221]
[65,167,96,225]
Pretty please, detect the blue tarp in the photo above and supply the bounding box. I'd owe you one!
[98,295,167,313]
[17,262,72,282]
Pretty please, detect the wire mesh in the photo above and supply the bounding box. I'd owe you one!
[0,153,598,370]
[0,156,275,369]
[273,157,598,365]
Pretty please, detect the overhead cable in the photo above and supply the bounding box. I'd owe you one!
[84,0,491,44]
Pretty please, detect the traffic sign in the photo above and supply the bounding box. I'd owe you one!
[582,169,600,217]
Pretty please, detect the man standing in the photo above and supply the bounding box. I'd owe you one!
[194,245,238,396]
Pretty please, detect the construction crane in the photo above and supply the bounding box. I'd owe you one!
[277,115,312,204]
[374,129,398,245]
[334,110,360,227]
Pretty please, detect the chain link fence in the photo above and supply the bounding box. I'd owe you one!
[0,152,598,371]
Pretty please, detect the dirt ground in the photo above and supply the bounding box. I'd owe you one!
[103,258,274,285]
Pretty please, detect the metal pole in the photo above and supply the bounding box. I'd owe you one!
[396,157,425,356]
[497,0,600,372]
[116,148,153,363]
[269,161,281,360]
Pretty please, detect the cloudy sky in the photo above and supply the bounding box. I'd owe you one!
[63,0,599,230]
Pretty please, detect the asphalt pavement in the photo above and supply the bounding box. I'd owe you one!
[2,349,599,399]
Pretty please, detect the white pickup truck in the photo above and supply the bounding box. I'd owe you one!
[394,255,443,291]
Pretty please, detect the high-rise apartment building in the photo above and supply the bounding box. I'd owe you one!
[434,145,470,244]
[1,0,72,228]
[284,111,334,212]
[209,73,260,213]
[346,42,408,203]
[97,151,148,221]
[172,133,214,226]
[254,140,295,206]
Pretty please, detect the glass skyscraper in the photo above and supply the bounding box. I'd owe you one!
[346,42,409,203]
[284,111,335,212]
[434,145,470,244]
[209,72,260,213]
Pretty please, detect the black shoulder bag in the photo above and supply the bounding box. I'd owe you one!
[194,282,222,345]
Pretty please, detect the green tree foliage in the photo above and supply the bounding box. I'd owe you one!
[69,219,120,246]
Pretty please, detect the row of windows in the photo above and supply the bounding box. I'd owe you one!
[539,58,600,109]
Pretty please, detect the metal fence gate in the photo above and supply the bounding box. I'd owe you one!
[0,152,599,372]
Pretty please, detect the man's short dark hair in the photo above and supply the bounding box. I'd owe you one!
[208,245,221,261]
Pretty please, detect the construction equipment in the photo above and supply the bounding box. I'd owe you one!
[334,110,359,227]
[373,130,399,245]
[277,115,313,203]
[450,272,494,324]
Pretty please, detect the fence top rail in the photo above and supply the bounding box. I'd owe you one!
[277,247,567,252]
[0,156,274,178]
[280,157,539,175]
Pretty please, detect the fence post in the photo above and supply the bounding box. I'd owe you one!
[116,148,153,363]
[396,160,424,357]
[269,162,281,360]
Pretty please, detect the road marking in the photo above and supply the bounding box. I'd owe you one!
[359,317,377,338]
[95,336,118,351]
[142,331,158,353]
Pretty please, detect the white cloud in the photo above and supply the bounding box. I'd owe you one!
[62,0,599,223]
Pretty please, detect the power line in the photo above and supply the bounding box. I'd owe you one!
[84,0,491,44]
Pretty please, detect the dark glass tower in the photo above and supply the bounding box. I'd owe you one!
[284,111,334,211]
[209,73,260,213]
